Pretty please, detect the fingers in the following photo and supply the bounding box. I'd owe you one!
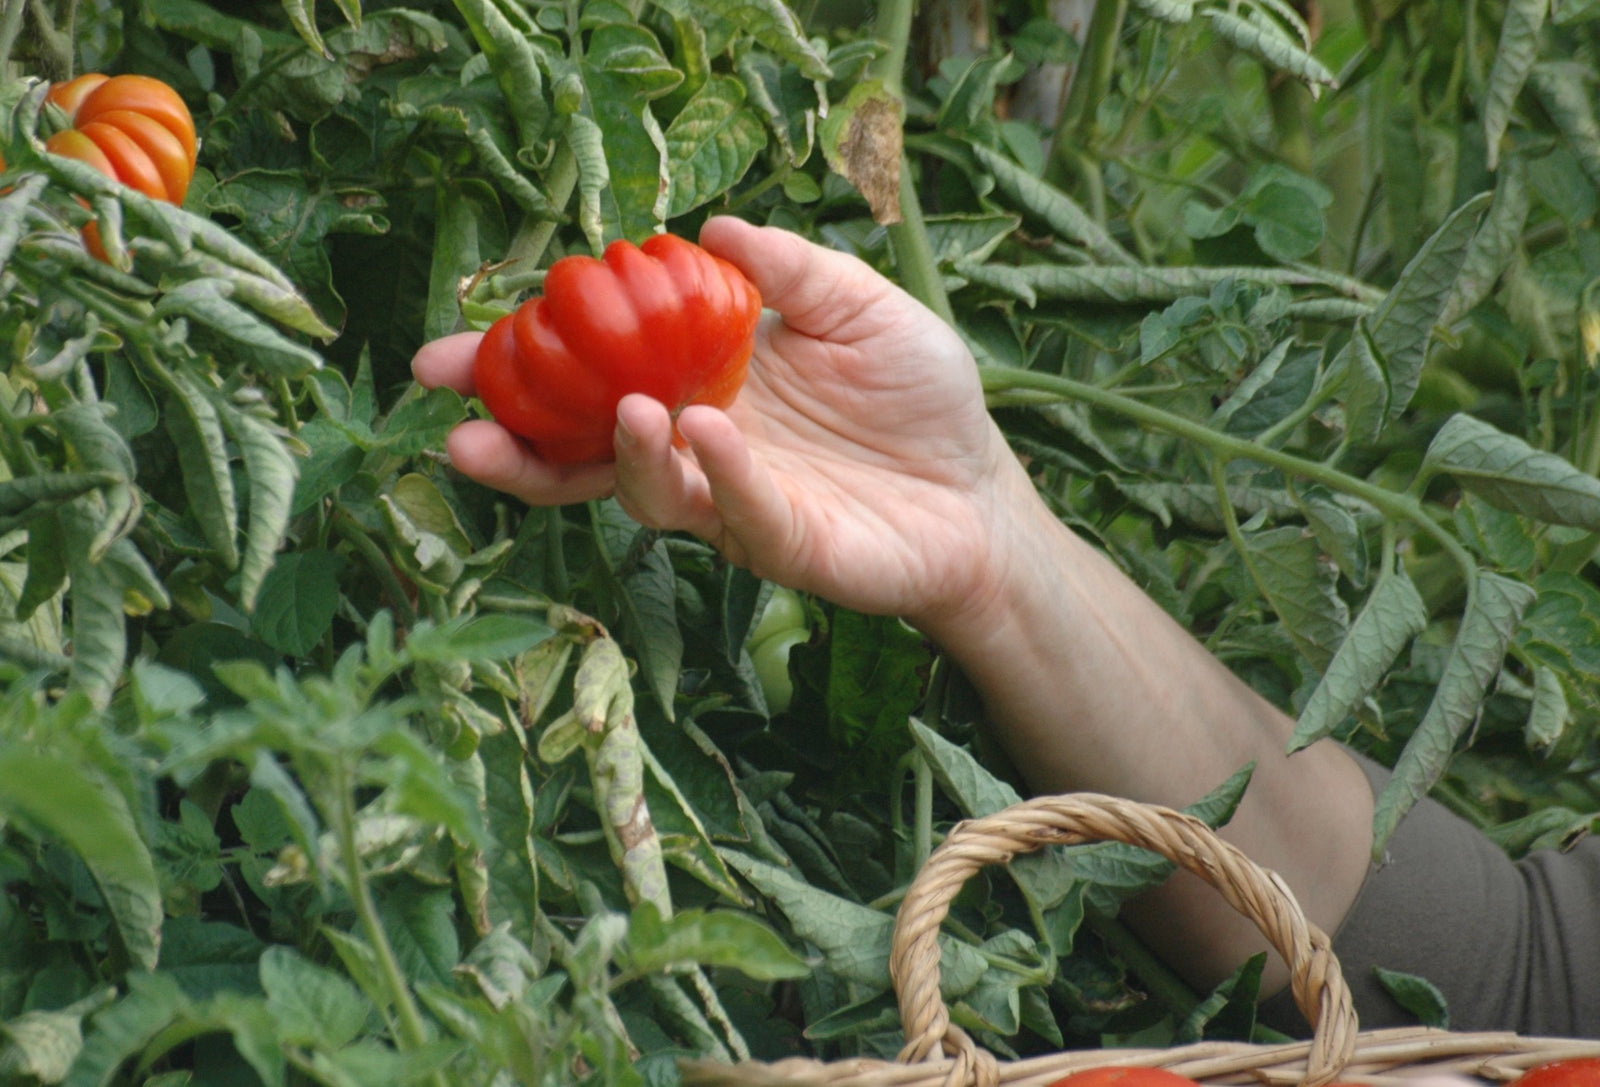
[610,396,722,539]
[412,331,484,395]
[699,216,898,342]
[674,403,798,578]
[445,420,615,507]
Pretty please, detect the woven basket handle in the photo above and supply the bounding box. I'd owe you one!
[889,793,1359,1087]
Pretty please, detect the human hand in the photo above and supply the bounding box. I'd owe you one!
[412,217,1030,629]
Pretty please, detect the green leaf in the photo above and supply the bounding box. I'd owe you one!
[1373,967,1451,1029]
[909,720,1078,913]
[589,23,683,99]
[282,0,333,57]
[1203,8,1336,89]
[1129,0,1197,23]
[1176,953,1265,1043]
[406,614,556,663]
[425,186,481,342]
[0,175,49,268]
[202,170,389,332]
[1374,572,1537,855]
[825,611,930,763]
[625,902,810,980]
[153,281,326,378]
[0,751,162,971]
[62,973,189,1087]
[1524,665,1572,755]
[1336,319,1390,445]
[260,946,371,1049]
[593,503,682,719]
[0,989,116,1084]
[452,0,550,149]
[1530,63,1600,192]
[970,142,1136,265]
[1367,193,1492,420]
[1237,525,1350,669]
[1423,413,1600,530]
[1290,571,1429,752]
[249,549,345,657]
[476,732,540,944]
[676,0,830,80]
[161,372,239,571]
[376,886,461,988]
[664,76,767,219]
[735,51,817,166]
[584,68,669,242]
[222,405,299,612]
[372,729,487,849]
[1442,158,1531,329]
[1484,0,1549,169]
[1072,764,1254,915]
[566,112,610,254]
[718,849,986,997]
[51,403,138,562]
[957,259,1368,307]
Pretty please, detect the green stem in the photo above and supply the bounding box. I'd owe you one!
[335,766,437,1064]
[868,0,913,97]
[913,751,933,875]
[889,161,956,325]
[333,512,419,628]
[1046,0,1129,187]
[1084,910,1199,1022]
[979,365,1477,576]
[504,144,578,271]
[867,0,954,325]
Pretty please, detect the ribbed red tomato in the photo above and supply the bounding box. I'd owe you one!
[41,73,197,258]
[1513,1059,1600,1087]
[473,234,763,465]
[1046,1068,1203,1087]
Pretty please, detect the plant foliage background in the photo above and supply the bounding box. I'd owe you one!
[3,0,1600,1081]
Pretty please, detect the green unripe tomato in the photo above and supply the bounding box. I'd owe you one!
[748,587,810,714]
[750,587,806,647]
[750,627,808,715]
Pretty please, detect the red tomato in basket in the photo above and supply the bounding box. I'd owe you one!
[1046,1069,1202,1087]
[1512,1060,1600,1087]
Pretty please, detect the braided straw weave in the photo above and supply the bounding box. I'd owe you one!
[680,792,1600,1087]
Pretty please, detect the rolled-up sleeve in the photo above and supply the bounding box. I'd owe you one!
[1260,752,1600,1037]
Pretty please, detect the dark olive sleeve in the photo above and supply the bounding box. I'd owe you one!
[1259,751,1600,1038]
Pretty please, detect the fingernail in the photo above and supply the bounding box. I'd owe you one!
[615,415,638,449]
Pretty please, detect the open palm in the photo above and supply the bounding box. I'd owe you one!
[412,216,1025,625]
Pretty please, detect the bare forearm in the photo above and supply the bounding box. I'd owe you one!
[915,464,1373,994]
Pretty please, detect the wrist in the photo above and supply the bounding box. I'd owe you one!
[907,452,1078,655]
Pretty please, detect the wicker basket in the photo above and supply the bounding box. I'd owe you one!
[680,792,1600,1087]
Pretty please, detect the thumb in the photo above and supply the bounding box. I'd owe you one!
[698,216,901,342]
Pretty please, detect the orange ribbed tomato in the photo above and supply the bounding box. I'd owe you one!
[41,73,197,258]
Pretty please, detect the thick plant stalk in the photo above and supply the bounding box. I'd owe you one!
[872,0,956,324]
[1047,0,1128,187]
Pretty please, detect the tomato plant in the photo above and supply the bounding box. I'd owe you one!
[1513,1060,1600,1087]
[1046,1067,1203,1087]
[473,233,762,464]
